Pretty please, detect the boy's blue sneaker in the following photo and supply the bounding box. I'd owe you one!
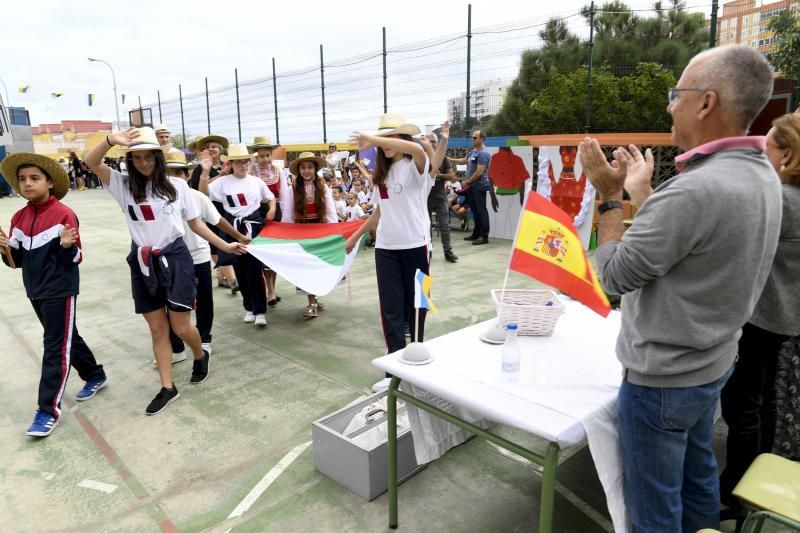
[75,377,108,402]
[26,412,58,437]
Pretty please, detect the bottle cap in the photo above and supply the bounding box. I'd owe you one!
[506,322,518,331]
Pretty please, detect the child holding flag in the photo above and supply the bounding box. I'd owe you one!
[163,150,250,361]
[84,127,247,415]
[202,144,276,327]
[0,153,108,437]
[282,152,338,318]
[346,113,437,392]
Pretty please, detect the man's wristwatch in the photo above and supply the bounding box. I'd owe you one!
[598,200,623,215]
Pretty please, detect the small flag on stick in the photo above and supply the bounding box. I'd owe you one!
[121,94,126,104]
[18,86,30,93]
[51,92,64,98]
[414,269,437,312]
[87,94,95,106]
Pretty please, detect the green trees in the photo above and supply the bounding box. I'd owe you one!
[488,0,707,135]
[767,10,800,78]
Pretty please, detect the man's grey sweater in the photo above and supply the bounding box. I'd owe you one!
[595,148,782,388]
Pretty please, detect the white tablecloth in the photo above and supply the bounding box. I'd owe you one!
[373,299,628,532]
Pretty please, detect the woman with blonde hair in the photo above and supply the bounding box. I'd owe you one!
[719,112,800,518]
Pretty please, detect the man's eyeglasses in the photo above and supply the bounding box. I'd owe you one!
[667,87,709,104]
[471,136,479,140]
[766,141,784,149]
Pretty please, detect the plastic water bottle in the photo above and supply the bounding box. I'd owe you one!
[501,322,521,381]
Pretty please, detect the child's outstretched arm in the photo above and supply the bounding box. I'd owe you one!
[349,133,427,175]
[84,128,140,186]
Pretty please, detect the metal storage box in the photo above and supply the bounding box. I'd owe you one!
[312,391,425,500]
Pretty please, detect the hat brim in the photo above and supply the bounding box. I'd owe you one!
[126,141,162,152]
[289,156,327,176]
[166,161,188,168]
[247,143,280,152]
[221,154,253,162]
[0,153,71,200]
[195,135,230,151]
[373,123,420,137]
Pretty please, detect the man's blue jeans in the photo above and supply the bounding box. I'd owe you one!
[618,365,733,533]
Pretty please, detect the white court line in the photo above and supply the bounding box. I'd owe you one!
[77,479,118,494]
[226,441,311,522]
[488,442,613,532]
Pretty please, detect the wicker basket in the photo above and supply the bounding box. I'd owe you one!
[491,289,565,336]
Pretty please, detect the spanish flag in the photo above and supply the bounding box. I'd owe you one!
[510,192,611,317]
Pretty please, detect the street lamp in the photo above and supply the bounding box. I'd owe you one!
[88,57,121,131]
[0,77,10,108]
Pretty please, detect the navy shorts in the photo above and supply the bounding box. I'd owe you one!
[129,244,197,314]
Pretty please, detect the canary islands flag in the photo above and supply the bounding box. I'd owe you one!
[88,94,95,106]
[414,269,436,312]
[510,192,611,317]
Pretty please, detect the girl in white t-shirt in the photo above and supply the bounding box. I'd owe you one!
[202,144,276,327]
[344,192,366,221]
[84,127,246,416]
[346,114,442,392]
[281,152,338,318]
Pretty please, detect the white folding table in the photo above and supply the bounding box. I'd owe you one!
[373,300,624,532]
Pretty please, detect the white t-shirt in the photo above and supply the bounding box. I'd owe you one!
[357,190,369,205]
[335,199,347,220]
[345,204,365,221]
[207,174,274,218]
[107,169,199,248]
[374,156,432,250]
[182,188,222,265]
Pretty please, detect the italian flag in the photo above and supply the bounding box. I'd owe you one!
[248,220,365,296]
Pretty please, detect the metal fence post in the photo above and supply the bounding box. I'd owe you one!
[157,90,163,124]
[383,27,388,114]
[320,44,327,144]
[235,68,242,142]
[709,0,719,48]
[585,0,595,133]
[205,77,211,134]
[272,58,280,145]
[179,84,186,148]
[465,4,472,131]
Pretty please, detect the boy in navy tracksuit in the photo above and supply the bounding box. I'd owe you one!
[0,153,107,437]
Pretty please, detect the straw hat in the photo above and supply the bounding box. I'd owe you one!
[186,135,203,152]
[165,149,188,168]
[221,143,253,162]
[0,152,70,200]
[194,135,230,152]
[154,123,170,134]
[289,151,327,176]
[126,127,162,152]
[373,112,420,137]
[247,135,279,152]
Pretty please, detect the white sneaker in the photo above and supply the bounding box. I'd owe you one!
[201,342,212,356]
[243,311,255,323]
[153,350,187,368]
[372,377,393,393]
[254,314,267,327]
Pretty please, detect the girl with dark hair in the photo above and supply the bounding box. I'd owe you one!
[84,127,246,415]
[345,113,433,392]
[282,152,338,318]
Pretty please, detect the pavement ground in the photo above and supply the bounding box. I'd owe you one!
[0,189,757,532]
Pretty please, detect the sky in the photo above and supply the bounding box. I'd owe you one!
[2,0,714,142]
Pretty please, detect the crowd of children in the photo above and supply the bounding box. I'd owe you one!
[0,114,465,433]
